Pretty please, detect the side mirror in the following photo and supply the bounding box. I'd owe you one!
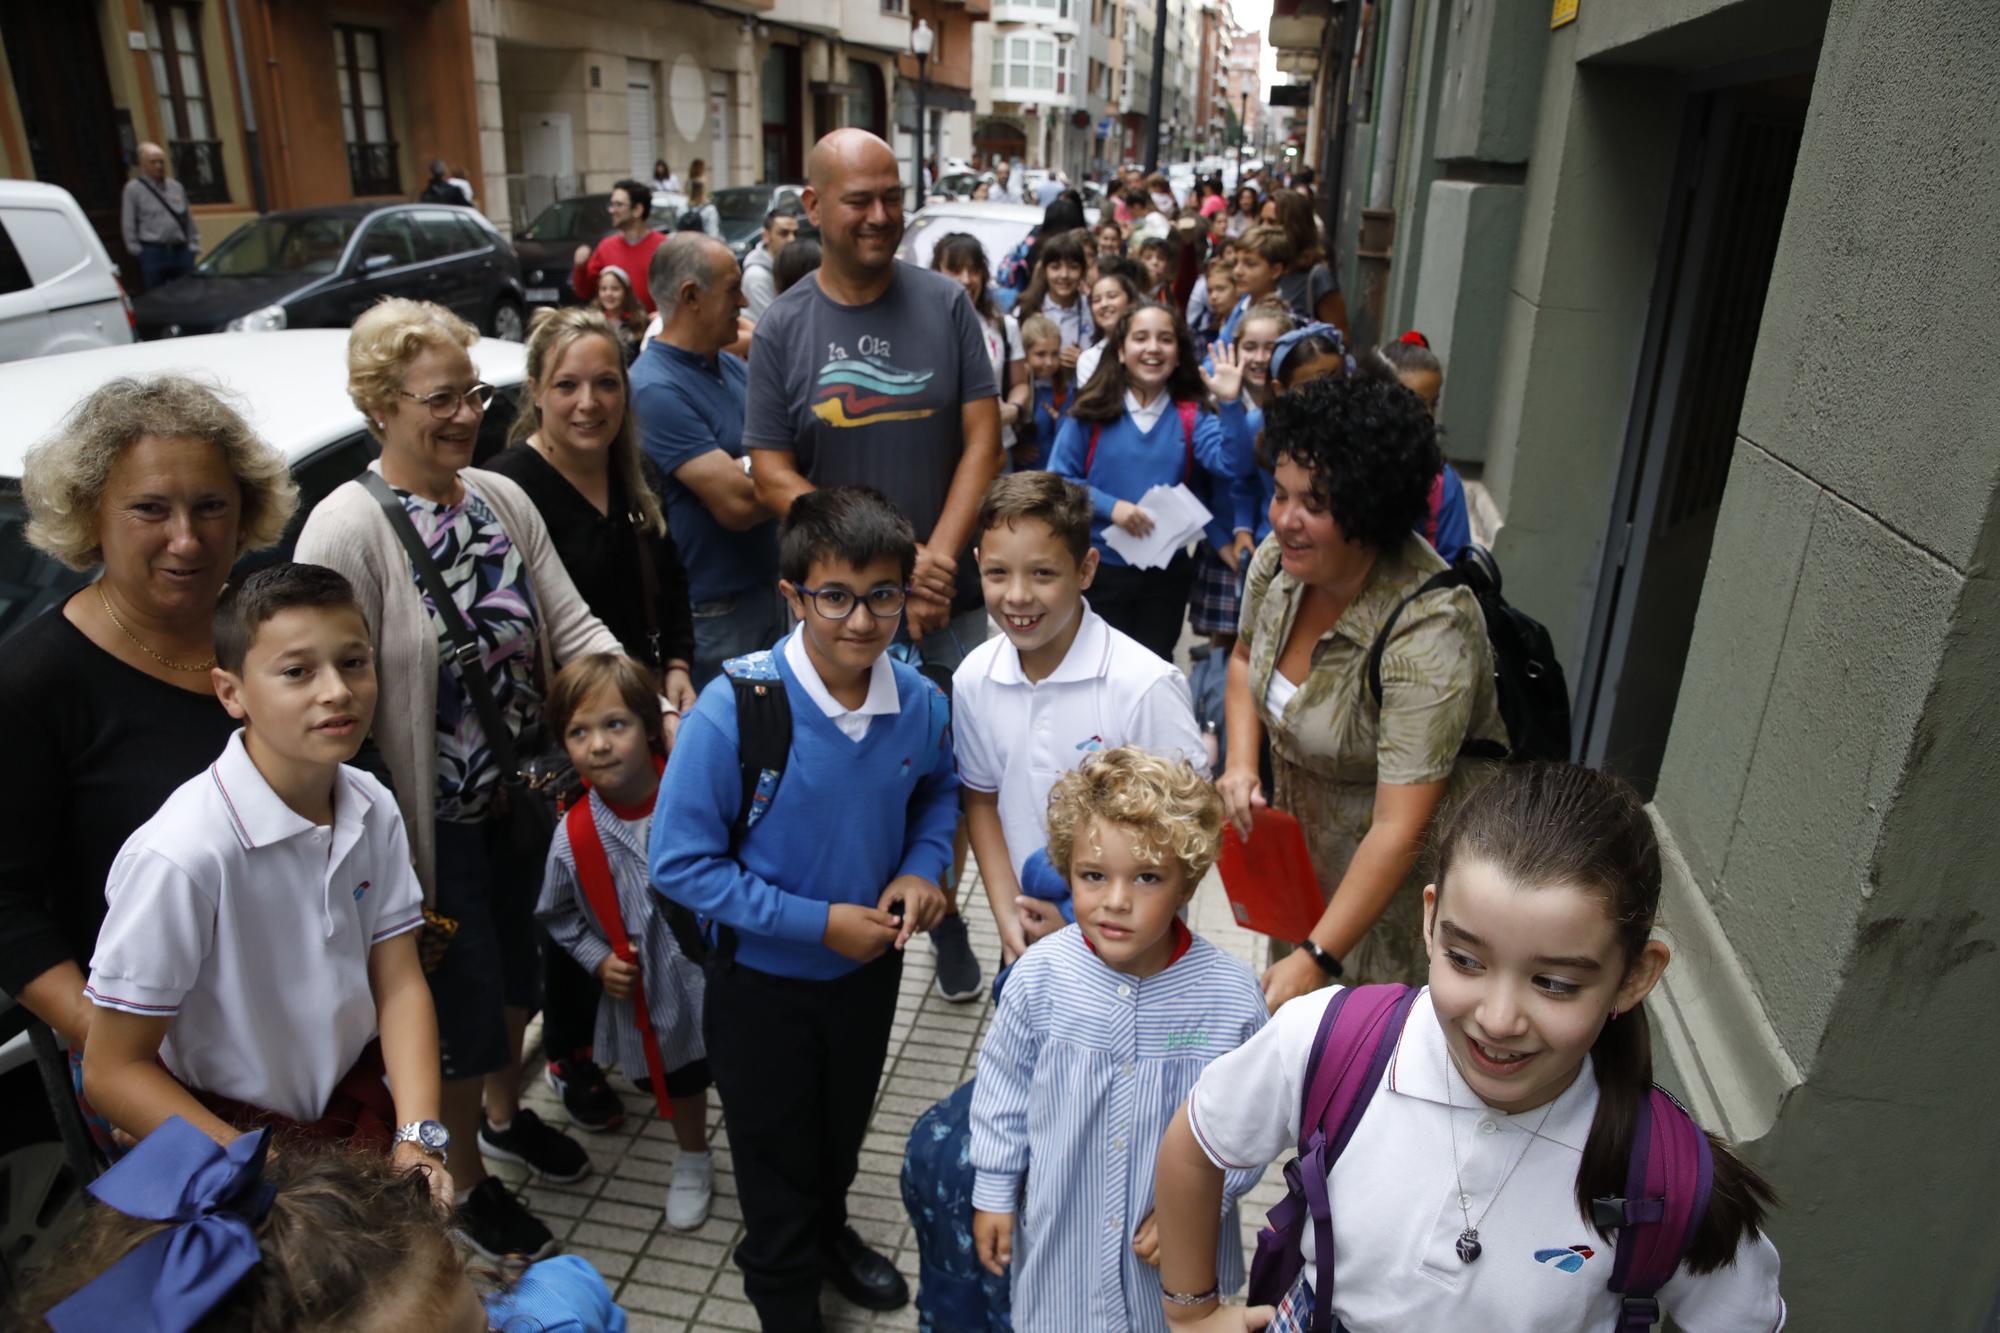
[361,252,394,272]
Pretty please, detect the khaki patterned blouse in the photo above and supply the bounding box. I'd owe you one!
[1238,532,1506,983]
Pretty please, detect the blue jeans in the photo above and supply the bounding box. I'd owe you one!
[139,241,195,289]
[690,585,790,689]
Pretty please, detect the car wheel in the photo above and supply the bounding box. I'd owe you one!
[489,298,525,342]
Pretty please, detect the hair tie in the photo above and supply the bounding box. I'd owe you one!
[48,1118,276,1333]
[1269,321,1356,383]
[1397,329,1431,348]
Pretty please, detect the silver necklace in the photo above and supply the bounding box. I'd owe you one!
[1443,1044,1557,1263]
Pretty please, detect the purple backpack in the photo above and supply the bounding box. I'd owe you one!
[1246,984,1715,1333]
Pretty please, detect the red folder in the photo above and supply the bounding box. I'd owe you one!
[1216,806,1325,941]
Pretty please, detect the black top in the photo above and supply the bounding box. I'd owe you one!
[482,444,696,672]
[0,608,237,997]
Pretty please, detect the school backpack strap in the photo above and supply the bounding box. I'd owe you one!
[564,801,674,1119]
[1594,1087,1716,1330]
[1083,400,1200,483]
[1365,565,1512,764]
[722,650,790,845]
[1246,983,1419,1332]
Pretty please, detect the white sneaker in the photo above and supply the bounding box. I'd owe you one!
[665,1150,713,1231]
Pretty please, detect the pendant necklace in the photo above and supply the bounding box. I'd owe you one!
[1443,1042,1557,1264]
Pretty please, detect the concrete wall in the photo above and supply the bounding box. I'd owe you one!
[1648,1,2000,1322]
[1409,180,1520,464]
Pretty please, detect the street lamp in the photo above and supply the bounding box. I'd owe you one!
[911,19,934,204]
[1240,89,1249,157]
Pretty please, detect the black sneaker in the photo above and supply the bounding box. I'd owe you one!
[545,1058,624,1133]
[453,1176,558,1262]
[479,1107,591,1183]
[930,912,984,1003]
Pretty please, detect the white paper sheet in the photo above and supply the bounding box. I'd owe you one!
[1101,483,1213,569]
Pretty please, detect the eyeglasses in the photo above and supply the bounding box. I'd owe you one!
[794,582,908,621]
[396,382,496,419]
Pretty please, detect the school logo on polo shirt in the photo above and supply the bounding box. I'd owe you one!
[1533,1245,1596,1273]
[1075,735,1106,752]
[353,880,371,902]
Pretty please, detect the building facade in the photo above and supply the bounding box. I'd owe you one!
[1272,0,2000,1325]
[1224,24,1260,159]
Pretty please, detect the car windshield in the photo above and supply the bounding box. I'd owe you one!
[897,214,1036,285]
[712,187,774,244]
[199,215,359,276]
[0,486,84,641]
[521,196,611,242]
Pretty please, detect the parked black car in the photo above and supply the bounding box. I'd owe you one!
[133,203,527,341]
[514,193,613,309]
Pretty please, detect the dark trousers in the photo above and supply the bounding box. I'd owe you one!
[706,950,903,1331]
[139,241,195,290]
[1089,550,1196,662]
[541,939,601,1066]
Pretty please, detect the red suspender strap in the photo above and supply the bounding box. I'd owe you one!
[564,800,673,1119]
[1085,401,1200,483]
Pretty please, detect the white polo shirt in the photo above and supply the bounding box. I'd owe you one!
[952,604,1206,879]
[783,626,899,741]
[87,730,425,1124]
[1189,987,1786,1331]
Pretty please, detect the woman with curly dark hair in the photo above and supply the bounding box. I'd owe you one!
[1218,373,1507,1008]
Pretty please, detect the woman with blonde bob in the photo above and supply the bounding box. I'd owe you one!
[0,375,294,1142]
[295,297,622,1264]
[485,306,698,1135]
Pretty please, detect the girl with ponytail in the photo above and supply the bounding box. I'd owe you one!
[1152,762,1784,1331]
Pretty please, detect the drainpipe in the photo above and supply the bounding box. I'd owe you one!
[1366,0,1414,208]
[222,0,267,212]
[256,0,294,204]
[1351,0,1413,347]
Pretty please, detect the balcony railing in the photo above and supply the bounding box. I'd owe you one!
[347,141,402,197]
[168,140,229,204]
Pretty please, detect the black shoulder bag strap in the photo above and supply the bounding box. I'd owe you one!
[139,176,194,247]
[360,471,523,780]
[629,507,664,673]
[1365,568,1461,708]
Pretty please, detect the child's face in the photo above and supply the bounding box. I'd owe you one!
[1234,250,1281,299]
[782,553,907,681]
[216,605,377,771]
[1024,337,1061,381]
[976,516,1096,659]
[596,272,626,314]
[1119,308,1179,395]
[1089,277,1131,333]
[1205,268,1237,314]
[1140,248,1169,287]
[1237,317,1283,387]
[1070,816,1193,977]
[942,262,985,306]
[1096,226,1124,256]
[561,680,657,806]
[1045,258,1083,301]
[1422,857,1668,1116]
[1398,367,1443,413]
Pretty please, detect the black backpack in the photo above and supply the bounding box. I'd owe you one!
[1367,544,1572,763]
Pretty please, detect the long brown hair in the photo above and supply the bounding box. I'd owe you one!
[1432,763,1776,1272]
[1265,188,1324,268]
[1070,302,1213,423]
[1018,228,1091,317]
[507,306,665,535]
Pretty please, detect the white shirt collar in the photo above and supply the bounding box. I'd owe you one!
[987,602,1111,687]
[211,728,374,849]
[1125,388,1171,433]
[783,627,899,737]
[1385,988,1598,1151]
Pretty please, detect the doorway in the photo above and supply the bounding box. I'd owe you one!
[1573,70,1813,796]
[2,4,125,271]
[761,45,801,184]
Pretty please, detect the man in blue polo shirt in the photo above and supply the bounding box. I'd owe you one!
[632,233,782,686]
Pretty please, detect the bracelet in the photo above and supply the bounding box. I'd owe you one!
[1298,937,1344,978]
[1161,1285,1220,1307]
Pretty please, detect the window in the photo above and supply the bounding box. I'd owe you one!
[990,35,1068,94]
[0,220,32,296]
[882,0,905,12]
[355,213,417,269]
[334,25,399,196]
[144,2,228,203]
[412,210,478,261]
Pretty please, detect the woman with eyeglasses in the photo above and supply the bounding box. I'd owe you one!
[295,298,622,1265]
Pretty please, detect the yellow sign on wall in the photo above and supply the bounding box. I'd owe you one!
[1552,0,1577,28]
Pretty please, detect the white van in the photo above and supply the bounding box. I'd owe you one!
[0,180,136,363]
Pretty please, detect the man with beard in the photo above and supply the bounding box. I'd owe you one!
[744,128,1002,1007]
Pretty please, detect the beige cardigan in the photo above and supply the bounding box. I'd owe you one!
[295,461,622,900]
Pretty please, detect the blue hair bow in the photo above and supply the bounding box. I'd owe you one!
[48,1117,276,1333]
[1269,322,1356,384]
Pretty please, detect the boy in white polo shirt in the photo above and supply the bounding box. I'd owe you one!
[84,564,448,1199]
[953,471,1206,966]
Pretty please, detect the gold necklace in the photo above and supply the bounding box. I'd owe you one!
[95,582,216,672]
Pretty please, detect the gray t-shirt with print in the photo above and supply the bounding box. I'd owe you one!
[743,262,999,550]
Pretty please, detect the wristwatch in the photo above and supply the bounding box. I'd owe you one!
[1298,938,1344,979]
[394,1119,451,1160]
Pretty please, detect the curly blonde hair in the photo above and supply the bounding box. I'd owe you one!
[346,297,478,438]
[1044,746,1224,887]
[20,374,297,570]
[506,306,665,535]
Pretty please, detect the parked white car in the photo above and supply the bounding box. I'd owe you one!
[0,180,136,364]
[0,330,528,641]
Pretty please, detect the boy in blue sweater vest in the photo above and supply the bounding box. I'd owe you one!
[652,487,957,1330]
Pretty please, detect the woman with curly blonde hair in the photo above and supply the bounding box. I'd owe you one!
[294,296,624,1263]
[0,375,294,1141]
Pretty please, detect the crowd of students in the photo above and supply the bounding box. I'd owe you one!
[6,142,1787,1333]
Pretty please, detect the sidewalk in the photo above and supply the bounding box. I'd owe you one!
[502,867,1282,1331]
